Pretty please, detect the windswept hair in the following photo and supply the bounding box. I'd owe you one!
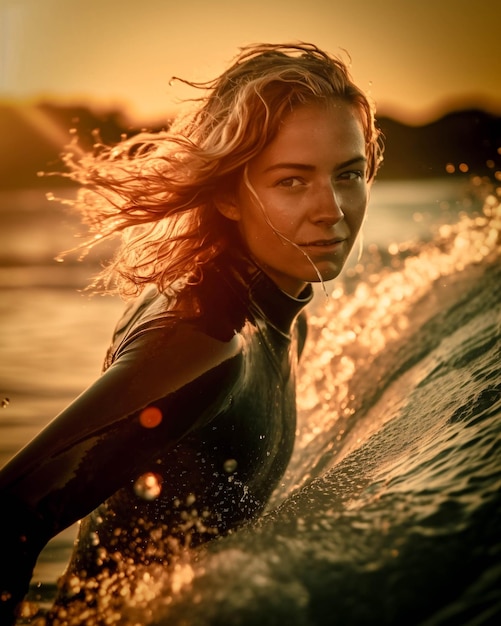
[62,42,384,298]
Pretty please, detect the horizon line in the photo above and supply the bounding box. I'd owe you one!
[0,93,500,128]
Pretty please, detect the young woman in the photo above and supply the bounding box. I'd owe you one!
[0,43,382,623]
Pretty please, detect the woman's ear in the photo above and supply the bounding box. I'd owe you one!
[215,195,241,222]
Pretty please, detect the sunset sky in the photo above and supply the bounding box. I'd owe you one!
[1,0,500,124]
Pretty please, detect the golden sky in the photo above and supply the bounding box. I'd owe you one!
[1,0,500,124]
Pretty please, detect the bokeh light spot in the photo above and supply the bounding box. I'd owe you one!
[139,406,163,428]
[133,472,162,500]
[223,458,238,473]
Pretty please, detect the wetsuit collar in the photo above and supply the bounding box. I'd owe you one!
[221,250,313,338]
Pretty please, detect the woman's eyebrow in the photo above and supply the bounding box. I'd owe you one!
[264,162,316,173]
[336,156,367,169]
[263,156,367,173]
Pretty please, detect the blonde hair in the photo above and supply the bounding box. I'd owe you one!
[62,42,383,298]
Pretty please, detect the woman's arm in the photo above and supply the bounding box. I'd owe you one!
[0,322,241,623]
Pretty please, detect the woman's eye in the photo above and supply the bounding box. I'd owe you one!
[339,170,363,181]
[277,177,303,188]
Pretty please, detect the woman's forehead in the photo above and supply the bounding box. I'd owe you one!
[253,102,366,167]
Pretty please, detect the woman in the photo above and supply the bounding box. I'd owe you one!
[0,43,382,624]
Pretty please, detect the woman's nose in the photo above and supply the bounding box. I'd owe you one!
[311,183,344,225]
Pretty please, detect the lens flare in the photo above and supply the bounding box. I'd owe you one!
[139,406,163,428]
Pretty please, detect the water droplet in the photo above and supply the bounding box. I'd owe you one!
[223,458,238,473]
[133,472,162,500]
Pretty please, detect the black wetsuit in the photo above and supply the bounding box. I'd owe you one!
[0,250,311,624]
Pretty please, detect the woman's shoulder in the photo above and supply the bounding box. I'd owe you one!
[104,280,244,371]
[108,287,175,349]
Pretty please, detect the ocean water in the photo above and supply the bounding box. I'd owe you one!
[0,177,500,625]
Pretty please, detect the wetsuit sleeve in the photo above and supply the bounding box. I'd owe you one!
[0,322,242,624]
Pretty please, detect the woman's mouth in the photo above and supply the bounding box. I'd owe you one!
[298,237,346,249]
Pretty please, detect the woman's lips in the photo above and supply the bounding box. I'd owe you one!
[298,237,346,249]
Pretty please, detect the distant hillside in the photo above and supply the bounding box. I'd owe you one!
[377,111,500,179]
[0,102,142,190]
[0,102,499,189]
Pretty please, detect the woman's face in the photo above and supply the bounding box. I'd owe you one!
[222,101,369,296]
